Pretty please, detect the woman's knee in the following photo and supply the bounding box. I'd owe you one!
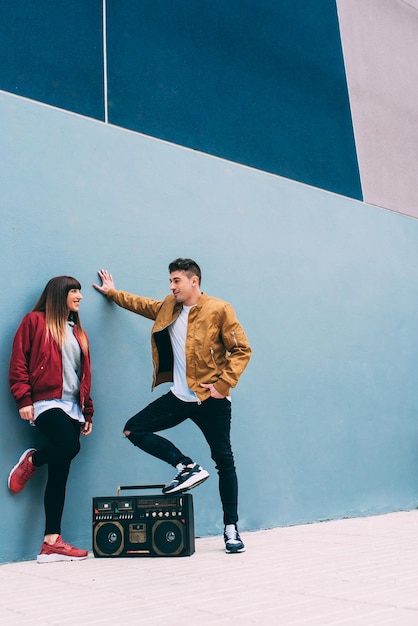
[65,438,81,460]
[54,435,80,461]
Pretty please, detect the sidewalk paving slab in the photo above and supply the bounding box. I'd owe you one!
[0,510,418,625]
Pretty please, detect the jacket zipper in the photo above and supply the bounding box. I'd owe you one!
[80,372,85,412]
[210,346,219,371]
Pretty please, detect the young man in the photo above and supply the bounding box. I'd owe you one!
[93,259,251,553]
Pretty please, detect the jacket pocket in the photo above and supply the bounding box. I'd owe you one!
[29,354,47,387]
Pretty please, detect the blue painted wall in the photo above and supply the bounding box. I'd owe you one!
[1,92,417,563]
[0,1,362,199]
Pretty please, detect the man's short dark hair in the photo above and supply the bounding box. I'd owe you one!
[169,258,201,285]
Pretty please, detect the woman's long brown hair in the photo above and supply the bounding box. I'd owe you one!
[32,276,88,353]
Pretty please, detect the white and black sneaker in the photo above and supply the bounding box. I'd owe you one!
[162,463,209,494]
[224,524,245,553]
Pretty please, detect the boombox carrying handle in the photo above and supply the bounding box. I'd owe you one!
[116,484,166,496]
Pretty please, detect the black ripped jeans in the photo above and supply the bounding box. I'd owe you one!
[32,409,81,535]
[124,391,239,525]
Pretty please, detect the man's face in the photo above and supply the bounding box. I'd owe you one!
[170,270,198,305]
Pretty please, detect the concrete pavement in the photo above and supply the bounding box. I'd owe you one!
[1,510,418,625]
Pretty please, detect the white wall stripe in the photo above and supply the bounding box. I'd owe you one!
[103,0,108,124]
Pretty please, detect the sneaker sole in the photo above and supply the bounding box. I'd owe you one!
[163,471,209,494]
[37,553,88,563]
[7,448,37,492]
[225,545,246,553]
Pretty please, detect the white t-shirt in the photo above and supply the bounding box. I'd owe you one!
[168,305,198,403]
[33,322,85,423]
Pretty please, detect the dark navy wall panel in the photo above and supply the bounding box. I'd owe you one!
[107,0,362,199]
[0,1,362,198]
[0,1,104,120]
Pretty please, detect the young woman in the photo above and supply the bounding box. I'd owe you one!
[8,276,94,563]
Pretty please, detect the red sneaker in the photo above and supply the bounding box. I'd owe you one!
[37,535,88,563]
[8,448,37,494]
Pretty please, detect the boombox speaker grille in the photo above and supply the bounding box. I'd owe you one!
[94,521,124,556]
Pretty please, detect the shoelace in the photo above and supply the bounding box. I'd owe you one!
[57,537,72,550]
[52,536,81,553]
[172,465,187,482]
[20,462,36,482]
[224,525,240,543]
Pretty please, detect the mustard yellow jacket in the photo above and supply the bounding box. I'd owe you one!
[107,289,251,401]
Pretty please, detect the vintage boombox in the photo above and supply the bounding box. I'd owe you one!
[93,485,195,557]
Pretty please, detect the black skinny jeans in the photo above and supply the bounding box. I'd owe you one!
[124,391,238,525]
[32,409,81,535]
